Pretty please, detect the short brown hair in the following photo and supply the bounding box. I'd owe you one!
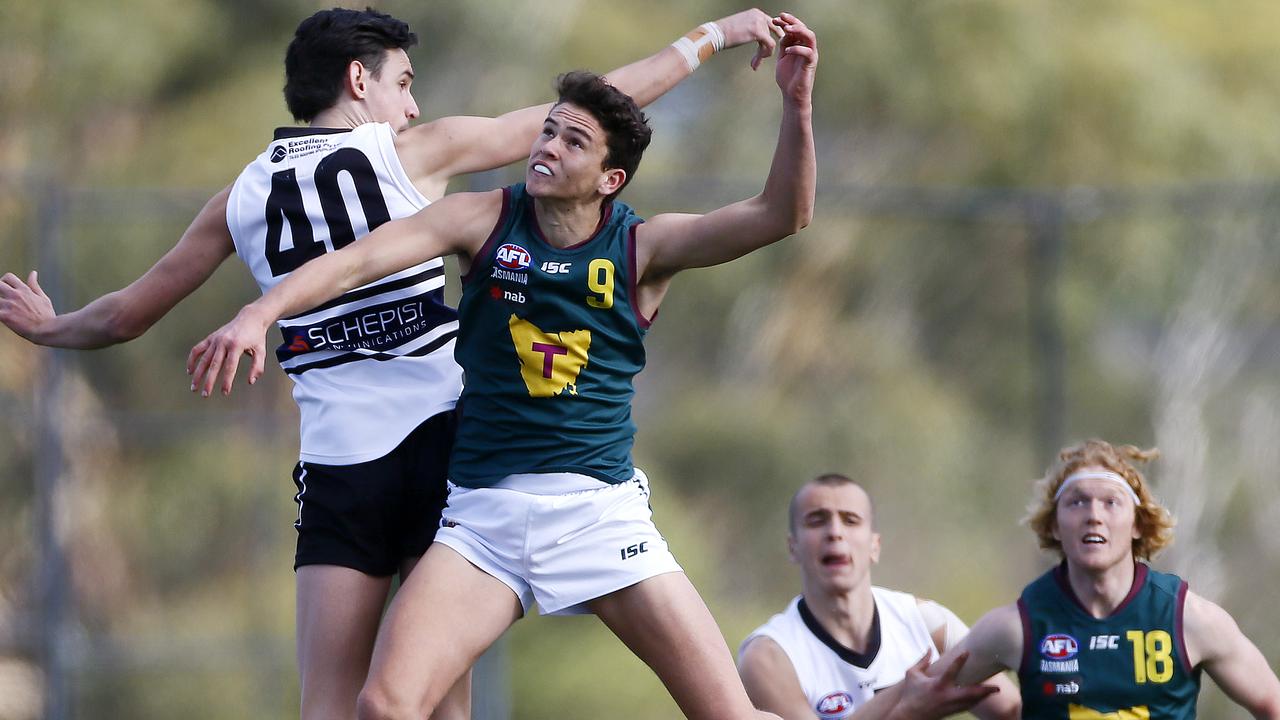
[1025,439,1175,560]
[788,473,873,534]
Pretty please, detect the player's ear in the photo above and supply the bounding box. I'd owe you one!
[598,167,626,197]
[786,533,799,564]
[346,59,368,98]
[870,531,881,565]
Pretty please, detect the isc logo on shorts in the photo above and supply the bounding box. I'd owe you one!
[495,243,532,270]
[619,542,648,560]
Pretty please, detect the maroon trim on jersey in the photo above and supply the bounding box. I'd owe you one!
[273,126,353,140]
[531,199,615,251]
[627,223,654,329]
[461,187,514,287]
[1175,580,1194,675]
[1017,597,1034,677]
[1052,560,1148,618]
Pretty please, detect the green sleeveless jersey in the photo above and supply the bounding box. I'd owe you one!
[450,184,650,488]
[1019,562,1201,720]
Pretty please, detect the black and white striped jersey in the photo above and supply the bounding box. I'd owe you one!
[227,122,462,464]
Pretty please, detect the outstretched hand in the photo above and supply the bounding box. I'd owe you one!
[714,8,786,70]
[890,652,1000,720]
[772,12,818,103]
[0,271,54,342]
[187,307,271,397]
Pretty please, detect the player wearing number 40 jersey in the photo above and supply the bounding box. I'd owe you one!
[931,439,1280,720]
[189,13,817,719]
[0,7,784,720]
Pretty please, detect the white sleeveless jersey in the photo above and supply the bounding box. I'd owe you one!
[227,122,462,464]
[741,588,938,720]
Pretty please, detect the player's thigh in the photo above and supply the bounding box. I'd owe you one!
[590,572,760,720]
[296,565,393,719]
[361,542,522,717]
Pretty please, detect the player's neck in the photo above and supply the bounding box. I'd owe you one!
[310,102,373,130]
[1064,557,1136,618]
[532,197,606,249]
[803,582,876,651]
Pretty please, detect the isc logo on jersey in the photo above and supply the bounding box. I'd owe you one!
[815,691,855,720]
[495,243,532,270]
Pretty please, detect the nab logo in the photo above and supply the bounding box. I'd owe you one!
[540,261,572,274]
[495,243,532,270]
[1042,681,1081,696]
[816,691,854,719]
[619,542,649,560]
[503,290,526,304]
[1041,634,1079,660]
[270,145,288,163]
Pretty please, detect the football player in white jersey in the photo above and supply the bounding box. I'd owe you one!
[738,473,1020,720]
[0,7,783,720]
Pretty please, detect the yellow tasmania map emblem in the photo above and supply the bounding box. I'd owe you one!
[508,315,591,397]
[1068,704,1150,720]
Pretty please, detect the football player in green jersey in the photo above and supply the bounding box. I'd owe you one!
[929,439,1280,719]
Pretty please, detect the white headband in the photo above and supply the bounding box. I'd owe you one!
[1053,470,1141,506]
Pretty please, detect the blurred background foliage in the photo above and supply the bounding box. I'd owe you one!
[2,0,1279,718]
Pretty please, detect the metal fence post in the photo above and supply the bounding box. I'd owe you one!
[33,179,73,720]
[1026,195,1067,464]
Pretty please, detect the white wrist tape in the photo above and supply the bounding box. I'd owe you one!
[671,22,725,71]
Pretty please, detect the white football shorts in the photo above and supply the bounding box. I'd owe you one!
[435,468,683,615]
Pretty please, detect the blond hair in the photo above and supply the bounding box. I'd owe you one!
[1025,439,1175,560]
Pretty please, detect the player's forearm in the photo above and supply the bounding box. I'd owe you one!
[27,296,139,348]
[757,100,816,237]
[852,684,902,720]
[603,46,691,109]
[244,249,367,328]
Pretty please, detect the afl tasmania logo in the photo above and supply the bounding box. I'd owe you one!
[815,691,854,719]
[1040,634,1079,660]
[495,243,532,270]
[270,145,288,163]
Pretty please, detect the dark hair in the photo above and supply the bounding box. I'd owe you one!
[284,8,418,122]
[554,71,652,201]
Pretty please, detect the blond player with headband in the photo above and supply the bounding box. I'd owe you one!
[928,439,1280,719]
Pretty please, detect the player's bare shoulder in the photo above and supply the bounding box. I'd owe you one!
[391,119,462,198]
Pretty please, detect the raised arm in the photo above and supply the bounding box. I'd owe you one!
[737,636,818,719]
[635,13,816,288]
[187,189,501,397]
[1184,591,1280,719]
[929,603,1023,688]
[0,187,235,349]
[396,9,783,195]
[917,599,1021,720]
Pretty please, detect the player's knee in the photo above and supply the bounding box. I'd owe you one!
[356,683,425,720]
